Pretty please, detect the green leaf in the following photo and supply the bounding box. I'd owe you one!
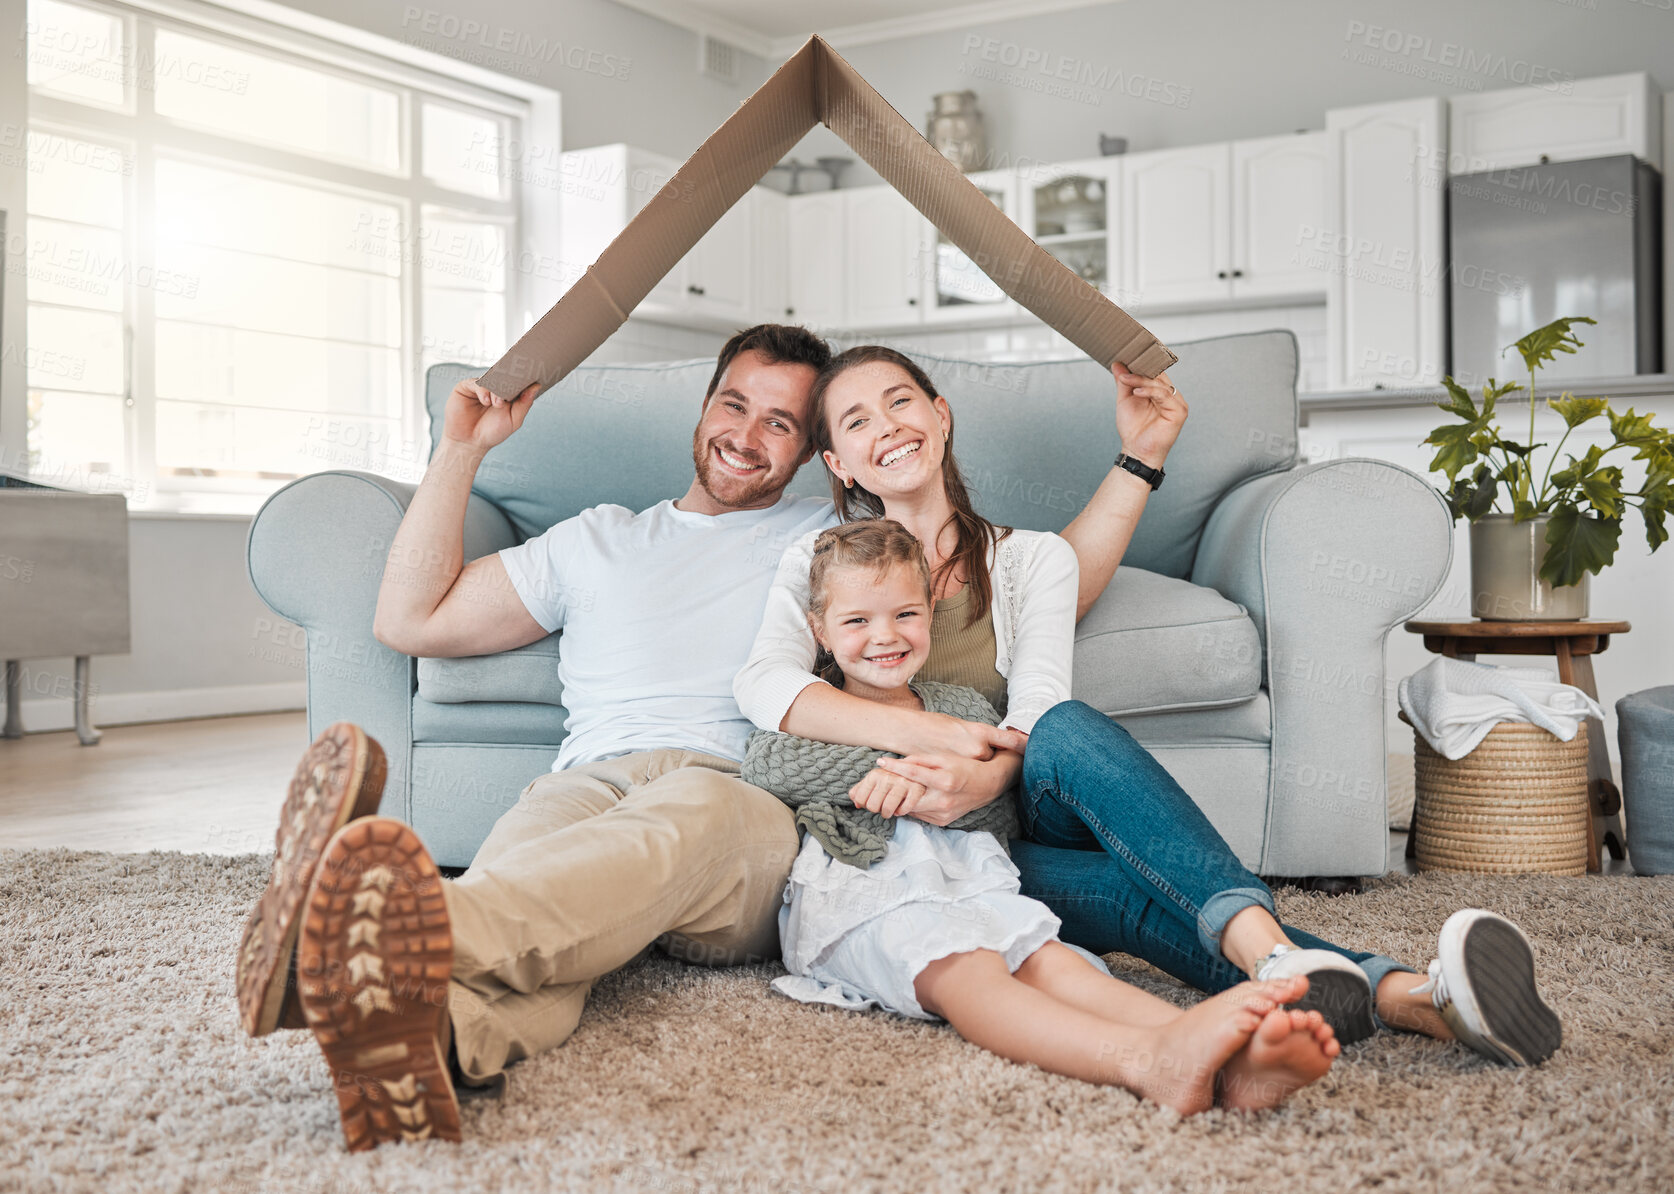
[1480,380,1519,423]
[1513,498,1539,521]
[1639,461,1673,552]
[1579,466,1624,518]
[1438,376,1478,420]
[1642,455,1674,501]
[1643,498,1669,552]
[1444,463,1500,522]
[1609,405,1657,440]
[1549,443,1605,495]
[1425,423,1480,481]
[1492,438,1542,458]
[1644,449,1674,494]
[1511,316,1596,375]
[1548,394,1609,428]
[1608,405,1669,456]
[1540,507,1621,588]
[1464,472,1498,520]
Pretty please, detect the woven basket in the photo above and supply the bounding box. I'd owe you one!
[1407,715,1591,875]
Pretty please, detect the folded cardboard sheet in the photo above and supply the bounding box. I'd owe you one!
[478,36,1177,399]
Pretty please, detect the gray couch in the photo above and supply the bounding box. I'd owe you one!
[246,330,1451,877]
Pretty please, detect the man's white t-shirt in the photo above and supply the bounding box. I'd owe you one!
[498,492,837,772]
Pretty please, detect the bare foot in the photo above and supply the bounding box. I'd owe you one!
[1216,1007,1338,1111]
[1121,977,1311,1115]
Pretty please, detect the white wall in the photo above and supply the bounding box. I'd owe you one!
[275,0,770,160]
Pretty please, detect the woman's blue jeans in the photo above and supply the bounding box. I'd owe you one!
[1015,700,1413,1018]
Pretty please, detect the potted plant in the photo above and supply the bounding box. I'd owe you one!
[1424,316,1673,621]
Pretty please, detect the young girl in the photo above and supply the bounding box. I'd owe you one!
[741,520,1340,1115]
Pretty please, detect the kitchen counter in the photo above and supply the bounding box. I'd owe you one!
[1300,372,1674,414]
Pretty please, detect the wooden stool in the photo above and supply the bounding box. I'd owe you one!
[1403,619,1629,872]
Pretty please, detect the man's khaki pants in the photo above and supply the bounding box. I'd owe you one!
[440,749,798,1082]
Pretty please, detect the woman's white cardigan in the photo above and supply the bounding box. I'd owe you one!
[733,526,1079,737]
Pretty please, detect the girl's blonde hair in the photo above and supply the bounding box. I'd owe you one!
[806,519,932,686]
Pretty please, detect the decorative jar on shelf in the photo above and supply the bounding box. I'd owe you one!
[926,91,987,173]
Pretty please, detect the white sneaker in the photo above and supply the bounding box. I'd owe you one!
[1254,945,1377,1045]
[1411,909,1562,1067]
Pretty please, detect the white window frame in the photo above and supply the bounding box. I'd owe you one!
[3,0,561,512]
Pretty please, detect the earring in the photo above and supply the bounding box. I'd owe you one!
[844,478,854,489]
[942,428,949,441]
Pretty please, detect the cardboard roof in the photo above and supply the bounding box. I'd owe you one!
[477,35,1177,399]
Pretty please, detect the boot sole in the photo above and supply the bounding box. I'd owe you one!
[298,817,460,1151]
[1453,916,1562,1066]
[235,723,387,1037]
[1291,969,1377,1046]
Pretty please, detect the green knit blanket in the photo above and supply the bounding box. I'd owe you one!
[740,679,1021,869]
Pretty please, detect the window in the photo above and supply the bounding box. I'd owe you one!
[18,0,554,511]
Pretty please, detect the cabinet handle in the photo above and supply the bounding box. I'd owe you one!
[1216,270,1228,280]
[1231,269,1244,278]
[687,284,706,296]
[907,297,917,306]
[785,307,795,317]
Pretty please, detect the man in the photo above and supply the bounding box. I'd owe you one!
[236,323,1188,1150]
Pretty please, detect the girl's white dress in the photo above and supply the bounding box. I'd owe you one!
[773,818,1106,1019]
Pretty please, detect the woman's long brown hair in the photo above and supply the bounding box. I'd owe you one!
[807,346,1012,628]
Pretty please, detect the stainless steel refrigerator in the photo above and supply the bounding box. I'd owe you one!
[1448,154,1661,385]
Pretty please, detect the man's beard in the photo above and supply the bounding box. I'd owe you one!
[691,430,783,508]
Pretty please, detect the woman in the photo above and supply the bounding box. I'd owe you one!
[735,345,1561,1067]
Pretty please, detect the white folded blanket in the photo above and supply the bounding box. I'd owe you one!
[1397,656,1603,761]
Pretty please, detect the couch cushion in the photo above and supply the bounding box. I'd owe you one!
[425,359,724,542]
[412,697,566,746]
[1119,692,1272,746]
[882,330,1300,578]
[1072,568,1261,716]
[424,328,1299,578]
[417,635,564,705]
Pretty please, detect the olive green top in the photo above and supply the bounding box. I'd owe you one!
[916,584,1009,717]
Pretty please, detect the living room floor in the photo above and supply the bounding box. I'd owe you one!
[1,712,307,855]
[0,712,1469,876]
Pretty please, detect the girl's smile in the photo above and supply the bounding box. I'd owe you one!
[810,560,932,704]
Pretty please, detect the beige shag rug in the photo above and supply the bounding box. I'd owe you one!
[2,848,1671,1194]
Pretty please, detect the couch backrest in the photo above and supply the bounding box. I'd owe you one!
[426,328,1299,579]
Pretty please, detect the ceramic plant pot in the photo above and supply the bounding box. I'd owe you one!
[1469,513,1589,621]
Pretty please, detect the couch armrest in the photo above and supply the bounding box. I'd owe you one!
[245,470,519,820]
[1191,459,1452,877]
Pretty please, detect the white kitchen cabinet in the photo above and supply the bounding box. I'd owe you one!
[1231,132,1327,300]
[844,186,923,328]
[787,191,846,330]
[1323,98,1448,390]
[1666,90,1673,390]
[1017,157,1123,301]
[1449,72,1661,173]
[684,193,753,322]
[752,189,790,321]
[921,167,1019,323]
[1120,143,1231,307]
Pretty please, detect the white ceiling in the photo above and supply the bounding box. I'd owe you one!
[611,0,1123,59]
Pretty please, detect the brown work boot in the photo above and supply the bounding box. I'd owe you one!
[235,723,387,1037]
[298,816,460,1151]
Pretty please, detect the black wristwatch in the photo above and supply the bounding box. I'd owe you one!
[1114,452,1165,491]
